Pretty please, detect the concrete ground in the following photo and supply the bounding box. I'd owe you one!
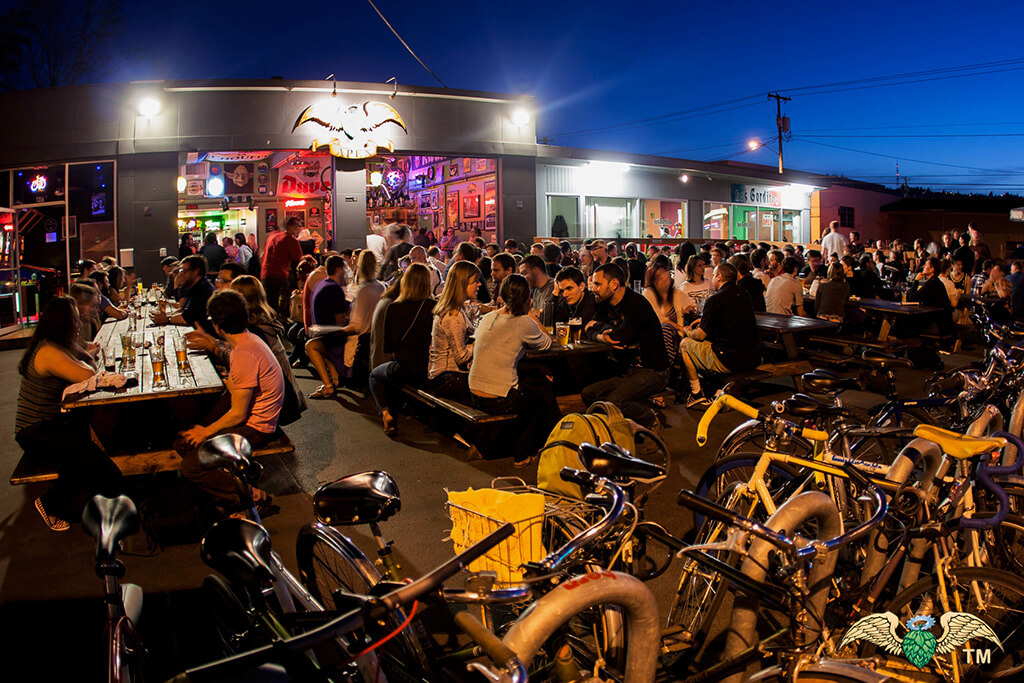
[0,344,978,679]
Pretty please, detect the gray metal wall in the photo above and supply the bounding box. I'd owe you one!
[116,152,178,283]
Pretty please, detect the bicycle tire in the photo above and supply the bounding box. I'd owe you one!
[202,574,262,656]
[111,616,147,683]
[715,420,814,464]
[295,523,380,608]
[693,454,802,528]
[869,567,1024,681]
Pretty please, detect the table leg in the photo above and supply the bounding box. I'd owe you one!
[781,332,799,360]
[877,316,892,343]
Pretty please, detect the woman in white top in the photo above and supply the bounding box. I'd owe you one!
[676,255,712,310]
[469,274,557,466]
[427,260,481,399]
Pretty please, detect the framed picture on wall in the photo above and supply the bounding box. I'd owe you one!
[485,216,496,230]
[446,190,459,226]
[462,158,472,174]
[448,162,459,179]
[475,158,488,173]
[462,194,481,219]
[266,208,278,230]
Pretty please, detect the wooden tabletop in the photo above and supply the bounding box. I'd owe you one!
[63,309,224,409]
[854,298,942,316]
[755,312,839,334]
[525,340,621,358]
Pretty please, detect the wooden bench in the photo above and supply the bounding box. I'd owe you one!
[803,349,858,368]
[10,433,295,485]
[555,390,675,415]
[808,334,911,355]
[721,360,814,390]
[400,386,518,425]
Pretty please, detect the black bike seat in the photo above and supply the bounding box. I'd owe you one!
[198,433,254,473]
[781,393,847,419]
[82,495,139,567]
[801,371,861,394]
[201,518,274,589]
[313,471,401,526]
[862,350,913,370]
[578,442,666,484]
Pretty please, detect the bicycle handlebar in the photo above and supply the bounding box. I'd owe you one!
[169,522,515,682]
[454,611,526,683]
[534,468,626,572]
[696,392,829,447]
[676,489,796,552]
[960,431,1024,531]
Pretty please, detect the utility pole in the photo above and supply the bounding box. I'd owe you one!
[768,92,791,174]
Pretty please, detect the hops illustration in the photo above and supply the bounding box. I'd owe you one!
[839,612,1002,669]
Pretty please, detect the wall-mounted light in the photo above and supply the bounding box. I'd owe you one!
[207,176,224,197]
[176,176,187,193]
[586,161,630,174]
[680,174,689,183]
[511,108,531,127]
[138,96,161,117]
[369,171,383,187]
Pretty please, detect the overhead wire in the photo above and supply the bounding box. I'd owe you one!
[790,137,1013,173]
[366,0,448,88]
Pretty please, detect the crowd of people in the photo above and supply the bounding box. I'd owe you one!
[16,215,1016,531]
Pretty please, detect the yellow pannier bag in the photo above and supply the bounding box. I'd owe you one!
[447,487,545,583]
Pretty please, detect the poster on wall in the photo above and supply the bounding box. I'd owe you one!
[285,210,305,228]
[462,158,472,174]
[484,181,496,218]
[446,190,459,226]
[266,208,278,231]
[462,194,481,220]
[485,216,496,230]
[224,163,254,194]
[475,158,488,173]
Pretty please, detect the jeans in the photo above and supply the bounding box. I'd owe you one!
[368,361,423,414]
[428,371,471,402]
[472,374,560,461]
[16,415,124,521]
[581,367,669,429]
[287,322,307,366]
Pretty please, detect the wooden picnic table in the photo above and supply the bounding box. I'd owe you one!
[755,312,839,360]
[853,298,942,343]
[64,308,224,409]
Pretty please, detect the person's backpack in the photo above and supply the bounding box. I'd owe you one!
[247,251,261,277]
[537,402,636,499]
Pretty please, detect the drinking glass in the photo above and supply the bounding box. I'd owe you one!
[568,317,583,344]
[173,336,189,373]
[150,350,167,389]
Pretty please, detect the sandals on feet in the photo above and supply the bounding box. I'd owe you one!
[35,497,70,532]
[309,384,335,399]
[381,411,397,437]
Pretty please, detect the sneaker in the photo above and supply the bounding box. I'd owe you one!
[685,392,712,409]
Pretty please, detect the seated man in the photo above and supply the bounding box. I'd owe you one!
[799,249,827,287]
[911,257,953,336]
[177,289,285,510]
[519,254,555,311]
[765,256,806,316]
[553,266,596,327]
[160,256,180,301]
[151,254,214,331]
[680,262,760,408]
[581,263,670,433]
[215,261,246,290]
[304,255,351,398]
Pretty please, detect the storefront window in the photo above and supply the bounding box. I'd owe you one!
[782,210,803,243]
[730,205,757,241]
[703,202,728,240]
[547,195,580,238]
[640,199,685,238]
[585,196,635,238]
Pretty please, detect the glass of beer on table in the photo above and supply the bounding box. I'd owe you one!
[555,322,570,347]
[173,336,189,373]
[568,317,583,344]
[150,349,167,388]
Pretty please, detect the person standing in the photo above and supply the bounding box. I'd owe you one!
[234,233,253,267]
[953,233,976,278]
[820,221,848,260]
[366,224,388,265]
[261,217,304,319]
[378,224,414,282]
[200,233,228,276]
[581,263,670,433]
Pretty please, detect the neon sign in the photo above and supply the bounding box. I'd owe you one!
[291,99,407,159]
[30,175,47,192]
[284,199,307,208]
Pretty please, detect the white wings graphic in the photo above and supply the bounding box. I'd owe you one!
[838,612,902,655]
[934,612,1003,655]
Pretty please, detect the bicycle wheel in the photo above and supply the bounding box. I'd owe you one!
[111,616,147,683]
[716,420,814,464]
[295,523,380,609]
[871,567,1024,681]
[202,574,262,655]
[694,454,802,528]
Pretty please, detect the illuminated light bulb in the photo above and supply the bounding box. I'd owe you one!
[511,108,531,127]
[176,176,187,193]
[138,97,161,117]
[207,177,224,197]
[680,174,689,183]
[748,140,760,150]
[369,171,383,187]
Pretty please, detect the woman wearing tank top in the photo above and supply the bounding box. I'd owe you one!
[15,296,122,531]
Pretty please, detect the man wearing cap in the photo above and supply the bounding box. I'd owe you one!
[588,240,611,267]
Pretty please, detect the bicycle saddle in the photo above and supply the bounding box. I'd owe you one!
[82,495,139,569]
[801,369,860,394]
[781,393,845,418]
[198,433,254,473]
[912,425,1006,461]
[861,350,913,370]
[201,518,274,589]
[578,442,666,484]
[313,471,401,526]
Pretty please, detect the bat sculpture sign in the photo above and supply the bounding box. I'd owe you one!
[291,98,408,159]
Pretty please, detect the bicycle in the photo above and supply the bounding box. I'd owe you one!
[82,494,147,683]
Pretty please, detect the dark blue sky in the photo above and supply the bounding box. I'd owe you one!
[107,0,1024,193]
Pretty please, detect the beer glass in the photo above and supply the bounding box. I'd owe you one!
[173,336,189,373]
[555,322,570,347]
[150,349,167,389]
[569,317,583,344]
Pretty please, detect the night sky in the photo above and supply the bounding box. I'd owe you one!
[61,1,1024,192]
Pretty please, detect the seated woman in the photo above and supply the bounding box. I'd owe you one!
[368,263,434,436]
[675,255,711,310]
[342,251,385,389]
[107,266,128,307]
[427,261,481,400]
[643,260,687,365]
[469,274,558,467]
[815,263,851,323]
[16,296,121,531]
[177,290,284,511]
[86,270,127,322]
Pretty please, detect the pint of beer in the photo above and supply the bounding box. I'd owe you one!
[555,322,570,347]
[568,317,583,344]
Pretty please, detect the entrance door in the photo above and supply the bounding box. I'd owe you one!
[0,206,23,333]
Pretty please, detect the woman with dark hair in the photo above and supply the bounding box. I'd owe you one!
[369,263,435,436]
[643,260,687,363]
[87,270,127,321]
[469,274,559,467]
[107,266,127,306]
[16,296,121,531]
[815,263,851,322]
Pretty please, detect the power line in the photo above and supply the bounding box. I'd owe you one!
[551,99,764,139]
[800,121,1024,133]
[366,0,447,88]
[790,137,1013,173]
[800,133,1024,139]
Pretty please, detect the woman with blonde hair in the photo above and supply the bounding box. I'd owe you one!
[428,260,481,399]
[369,263,435,436]
[339,250,385,390]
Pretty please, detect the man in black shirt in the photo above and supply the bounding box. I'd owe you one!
[800,249,828,287]
[553,266,596,327]
[151,254,214,332]
[728,254,766,312]
[953,234,975,278]
[582,262,669,432]
[680,262,760,408]
[910,256,953,336]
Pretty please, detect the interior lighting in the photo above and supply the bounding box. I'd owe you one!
[207,177,224,197]
[586,161,630,174]
[176,176,187,193]
[511,108,531,127]
[284,199,306,208]
[680,174,689,183]
[369,171,383,187]
[138,97,161,117]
